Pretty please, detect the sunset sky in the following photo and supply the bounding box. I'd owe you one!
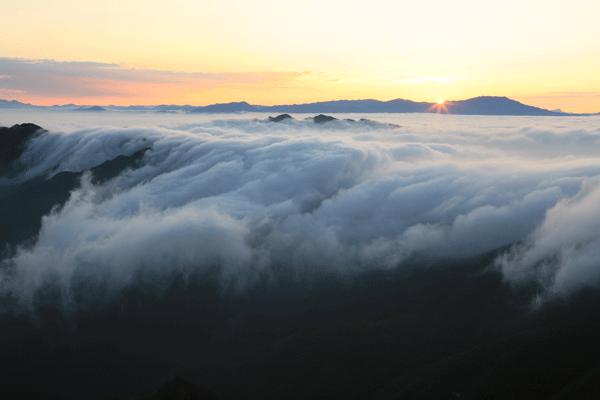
[2,0,600,112]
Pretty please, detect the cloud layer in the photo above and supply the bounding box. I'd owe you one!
[3,113,600,306]
[0,57,304,104]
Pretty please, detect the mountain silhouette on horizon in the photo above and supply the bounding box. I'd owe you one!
[0,96,586,116]
[187,96,567,116]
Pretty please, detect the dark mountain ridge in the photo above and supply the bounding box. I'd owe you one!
[444,96,562,116]
[188,96,567,116]
[0,123,44,172]
[0,96,582,116]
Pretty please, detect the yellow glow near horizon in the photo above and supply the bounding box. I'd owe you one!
[1,0,600,112]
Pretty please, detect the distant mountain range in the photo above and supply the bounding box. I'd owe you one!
[1,96,597,116]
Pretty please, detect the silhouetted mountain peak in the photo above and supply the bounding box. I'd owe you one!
[446,96,563,116]
[0,98,35,108]
[75,105,107,112]
[0,123,44,170]
[311,114,338,123]
[191,101,255,113]
[268,113,293,122]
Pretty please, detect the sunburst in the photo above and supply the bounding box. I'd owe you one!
[429,99,449,113]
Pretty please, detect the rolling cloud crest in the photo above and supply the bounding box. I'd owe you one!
[2,114,600,307]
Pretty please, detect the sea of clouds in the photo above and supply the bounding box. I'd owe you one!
[2,111,600,306]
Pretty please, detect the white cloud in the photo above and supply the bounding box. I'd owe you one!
[3,112,600,306]
[498,180,600,301]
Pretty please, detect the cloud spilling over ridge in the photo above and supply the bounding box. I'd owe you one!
[3,114,600,306]
[498,181,600,302]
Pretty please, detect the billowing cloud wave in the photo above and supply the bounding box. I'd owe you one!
[2,113,600,306]
[498,181,600,302]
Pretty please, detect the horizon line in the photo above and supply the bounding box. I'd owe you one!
[2,95,594,115]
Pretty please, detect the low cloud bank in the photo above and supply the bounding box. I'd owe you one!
[3,114,600,306]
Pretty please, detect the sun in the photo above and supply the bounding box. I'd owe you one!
[429,98,449,113]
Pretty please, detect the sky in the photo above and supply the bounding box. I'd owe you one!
[1,0,600,112]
